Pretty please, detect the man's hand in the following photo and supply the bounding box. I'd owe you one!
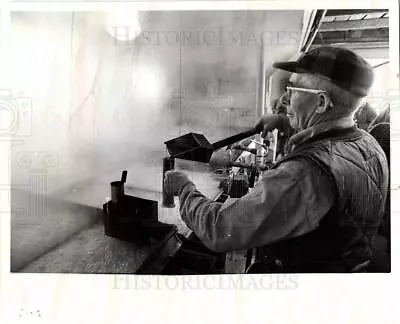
[255,113,287,138]
[164,170,192,196]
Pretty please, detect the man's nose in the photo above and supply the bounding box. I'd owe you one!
[280,92,290,106]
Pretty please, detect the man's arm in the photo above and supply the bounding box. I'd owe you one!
[178,159,336,252]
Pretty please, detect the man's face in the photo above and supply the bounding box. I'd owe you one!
[280,74,320,131]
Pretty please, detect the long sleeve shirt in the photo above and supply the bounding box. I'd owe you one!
[176,119,355,253]
[178,158,335,252]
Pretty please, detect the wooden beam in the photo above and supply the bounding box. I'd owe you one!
[348,13,373,21]
[364,12,389,19]
[325,9,388,16]
[314,38,389,46]
[314,29,389,44]
[310,43,389,59]
[319,18,389,32]
[325,12,388,22]
[311,41,388,49]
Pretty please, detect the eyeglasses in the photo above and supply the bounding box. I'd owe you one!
[286,86,328,95]
[285,86,334,107]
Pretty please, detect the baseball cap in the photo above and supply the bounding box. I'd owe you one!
[273,46,374,97]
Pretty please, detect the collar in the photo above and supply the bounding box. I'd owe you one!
[287,117,355,152]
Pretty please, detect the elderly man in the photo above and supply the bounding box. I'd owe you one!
[164,46,389,272]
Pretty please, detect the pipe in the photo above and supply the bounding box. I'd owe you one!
[211,125,263,151]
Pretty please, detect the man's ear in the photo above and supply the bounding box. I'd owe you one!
[315,92,331,114]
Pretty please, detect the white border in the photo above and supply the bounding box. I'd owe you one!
[5,1,392,11]
[1,1,399,324]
